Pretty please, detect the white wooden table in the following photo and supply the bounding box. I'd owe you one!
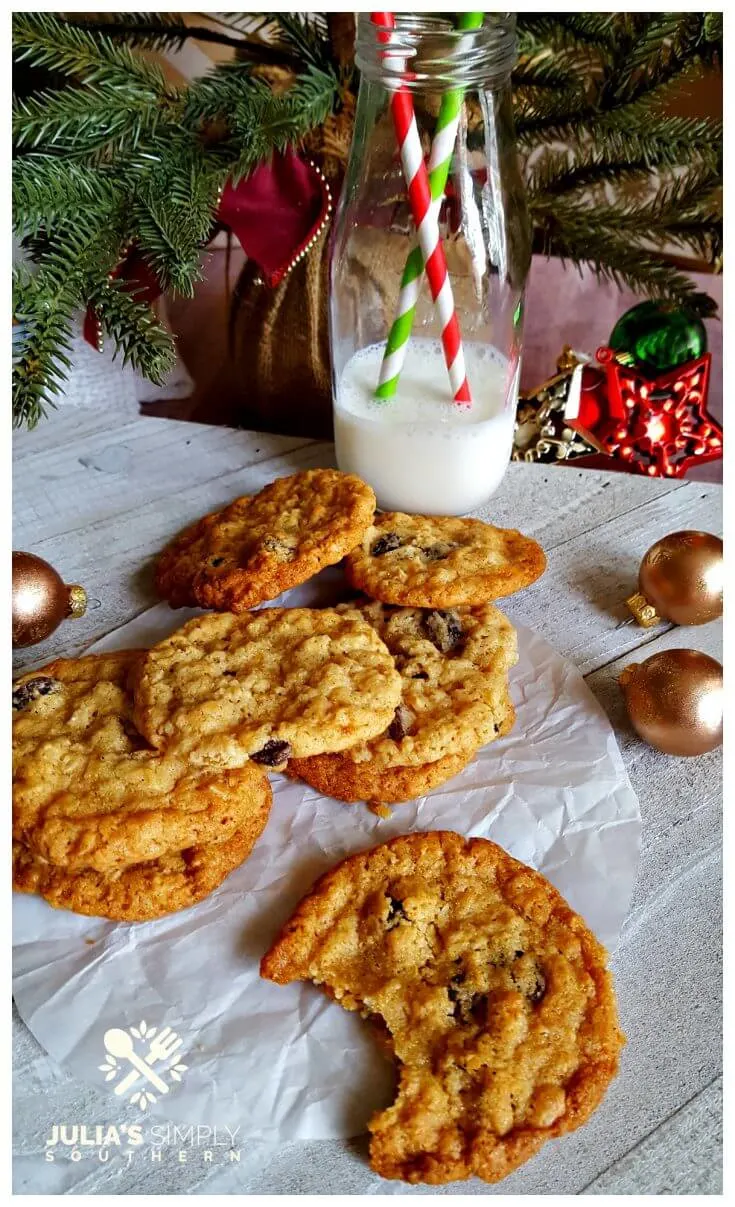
[13,401,722,1195]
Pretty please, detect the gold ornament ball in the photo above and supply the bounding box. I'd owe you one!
[620,648,723,757]
[638,530,723,626]
[12,552,87,647]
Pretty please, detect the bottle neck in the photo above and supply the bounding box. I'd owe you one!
[356,13,516,91]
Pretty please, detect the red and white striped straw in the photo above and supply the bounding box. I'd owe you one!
[370,11,472,405]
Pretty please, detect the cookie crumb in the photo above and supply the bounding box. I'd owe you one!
[368,801,392,819]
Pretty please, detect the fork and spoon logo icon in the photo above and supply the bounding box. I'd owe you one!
[99,1021,188,1111]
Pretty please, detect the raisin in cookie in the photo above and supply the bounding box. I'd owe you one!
[156,469,376,612]
[130,608,402,769]
[346,512,546,606]
[287,601,516,796]
[262,831,624,1185]
[13,823,263,922]
[13,652,272,873]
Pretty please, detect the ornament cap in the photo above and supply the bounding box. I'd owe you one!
[556,346,582,373]
[66,584,88,619]
[625,591,661,628]
[617,663,638,688]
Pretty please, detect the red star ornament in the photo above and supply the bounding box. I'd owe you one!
[566,347,722,478]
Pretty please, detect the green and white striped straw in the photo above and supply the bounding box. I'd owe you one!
[375,12,483,401]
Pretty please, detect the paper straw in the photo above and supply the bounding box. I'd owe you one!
[375,12,483,402]
[371,12,472,405]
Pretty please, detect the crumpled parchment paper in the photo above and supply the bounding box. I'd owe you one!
[13,582,641,1140]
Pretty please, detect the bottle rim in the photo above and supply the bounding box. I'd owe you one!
[356,13,516,89]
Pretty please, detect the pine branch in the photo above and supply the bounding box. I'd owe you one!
[540,222,713,314]
[514,81,589,125]
[617,11,712,101]
[658,220,722,264]
[622,173,720,226]
[13,214,135,424]
[515,12,722,143]
[88,277,177,380]
[268,14,332,72]
[513,54,588,95]
[129,196,204,298]
[562,13,627,46]
[704,13,723,43]
[200,13,333,71]
[536,164,720,222]
[183,60,258,125]
[604,62,714,122]
[205,14,278,38]
[228,66,338,180]
[518,109,722,172]
[62,12,246,53]
[526,150,652,199]
[130,143,223,295]
[517,14,616,55]
[25,222,127,295]
[13,156,122,236]
[14,214,176,422]
[552,207,721,265]
[534,163,721,267]
[12,12,173,96]
[12,263,77,428]
[12,84,169,156]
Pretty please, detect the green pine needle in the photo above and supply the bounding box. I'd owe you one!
[61,12,197,53]
[13,157,122,236]
[540,224,711,313]
[12,11,172,96]
[13,84,170,156]
[12,263,77,429]
[269,14,332,72]
[229,67,338,180]
[89,278,177,380]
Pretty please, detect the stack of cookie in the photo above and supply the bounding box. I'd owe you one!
[12,610,404,920]
[12,468,546,919]
[151,468,545,808]
[288,506,546,806]
[12,652,274,922]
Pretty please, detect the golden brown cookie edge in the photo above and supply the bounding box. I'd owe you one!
[286,749,472,804]
[12,810,267,922]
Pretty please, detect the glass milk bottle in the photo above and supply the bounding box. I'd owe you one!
[330,13,531,515]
